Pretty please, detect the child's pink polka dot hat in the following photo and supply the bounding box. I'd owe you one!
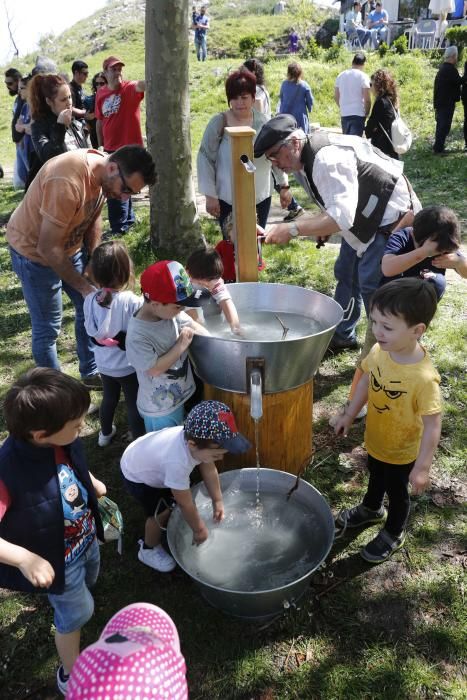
[67,602,188,699]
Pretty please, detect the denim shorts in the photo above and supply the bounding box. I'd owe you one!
[48,537,100,634]
[141,404,185,433]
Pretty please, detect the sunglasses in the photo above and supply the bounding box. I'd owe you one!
[117,164,139,196]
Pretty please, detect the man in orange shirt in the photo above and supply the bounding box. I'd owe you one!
[6,146,156,382]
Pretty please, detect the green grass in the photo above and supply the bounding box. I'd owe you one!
[1,3,467,699]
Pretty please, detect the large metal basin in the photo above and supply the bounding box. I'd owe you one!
[167,468,334,619]
[189,282,343,393]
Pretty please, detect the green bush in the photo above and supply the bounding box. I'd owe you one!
[445,26,467,59]
[335,32,347,48]
[238,34,265,57]
[378,41,389,58]
[300,37,321,59]
[392,34,408,54]
[325,43,344,62]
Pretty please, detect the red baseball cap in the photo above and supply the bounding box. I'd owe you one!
[141,260,202,307]
[103,55,125,70]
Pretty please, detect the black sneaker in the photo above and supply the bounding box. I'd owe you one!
[361,528,406,564]
[82,374,103,391]
[328,336,360,352]
[335,503,386,529]
[283,207,304,222]
[56,665,69,696]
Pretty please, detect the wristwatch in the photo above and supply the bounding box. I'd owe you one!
[289,222,300,238]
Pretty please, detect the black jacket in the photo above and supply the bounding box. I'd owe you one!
[26,112,89,190]
[11,96,25,144]
[433,62,461,109]
[365,95,399,159]
[31,111,88,164]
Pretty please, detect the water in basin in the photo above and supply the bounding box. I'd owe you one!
[204,310,324,341]
[172,488,326,592]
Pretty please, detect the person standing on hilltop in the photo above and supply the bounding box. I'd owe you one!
[193,6,210,61]
[95,56,146,236]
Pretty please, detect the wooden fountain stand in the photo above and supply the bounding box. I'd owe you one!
[205,127,313,476]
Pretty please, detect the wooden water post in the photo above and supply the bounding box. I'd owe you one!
[204,127,313,475]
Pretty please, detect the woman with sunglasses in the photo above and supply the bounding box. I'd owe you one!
[83,72,108,148]
[27,73,89,187]
[197,67,289,236]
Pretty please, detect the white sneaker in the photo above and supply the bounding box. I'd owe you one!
[98,424,117,447]
[137,540,176,572]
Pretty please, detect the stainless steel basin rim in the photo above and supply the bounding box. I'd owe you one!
[167,468,335,618]
[189,282,344,393]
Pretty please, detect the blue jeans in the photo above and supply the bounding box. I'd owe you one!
[141,404,185,433]
[195,34,207,61]
[341,116,366,137]
[333,232,388,342]
[48,537,100,634]
[16,143,29,185]
[9,246,97,377]
[371,26,388,48]
[107,196,135,234]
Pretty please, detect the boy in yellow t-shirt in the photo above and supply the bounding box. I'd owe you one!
[332,278,442,564]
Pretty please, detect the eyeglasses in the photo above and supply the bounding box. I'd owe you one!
[265,142,287,162]
[117,164,139,195]
[95,81,106,86]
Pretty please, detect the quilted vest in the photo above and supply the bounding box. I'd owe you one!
[0,436,103,594]
[301,132,400,243]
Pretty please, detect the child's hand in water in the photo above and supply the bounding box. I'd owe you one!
[231,324,244,337]
[212,498,225,522]
[193,522,209,545]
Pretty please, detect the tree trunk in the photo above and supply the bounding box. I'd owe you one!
[145,0,203,259]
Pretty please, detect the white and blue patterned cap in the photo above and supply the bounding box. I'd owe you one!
[184,400,251,454]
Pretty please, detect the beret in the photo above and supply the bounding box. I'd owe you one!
[254,114,298,158]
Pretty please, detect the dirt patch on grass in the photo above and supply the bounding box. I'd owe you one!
[429,473,467,508]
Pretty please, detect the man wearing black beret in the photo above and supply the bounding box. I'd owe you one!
[254,114,419,351]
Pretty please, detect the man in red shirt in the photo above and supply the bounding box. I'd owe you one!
[95,56,146,235]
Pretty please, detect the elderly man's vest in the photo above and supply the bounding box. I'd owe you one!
[0,436,103,594]
[300,133,401,243]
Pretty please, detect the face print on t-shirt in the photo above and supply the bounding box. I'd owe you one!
[58,464,88,518]
[370,366,407,414]
[102,93,122,118]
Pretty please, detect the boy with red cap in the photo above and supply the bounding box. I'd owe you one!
[120,400,251,572]
[126,260,209,434]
